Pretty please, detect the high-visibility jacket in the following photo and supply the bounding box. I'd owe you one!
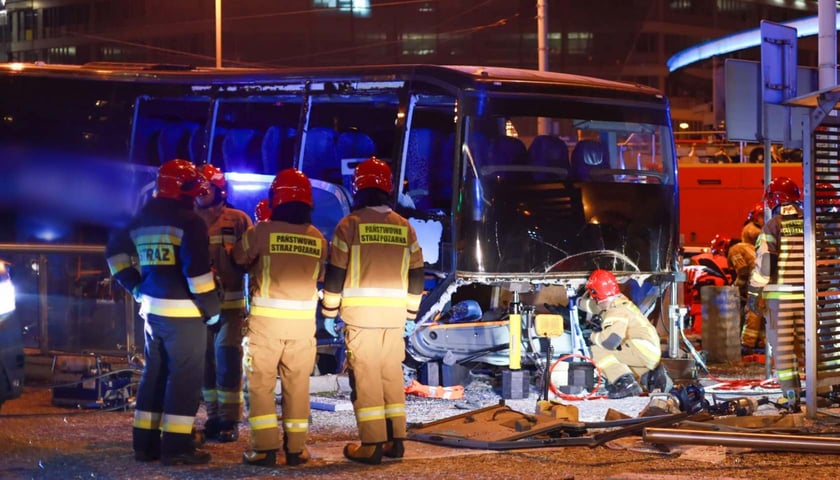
[590,294,661,370]
[232,220,327,339]
[106,196,220,320]
[750,203,804,301]
[321,206,424,328]
[196,203,252,311]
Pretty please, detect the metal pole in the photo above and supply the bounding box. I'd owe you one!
[803,112,816,418]
[215,0,222,68]
[818,0,836,89]
[644,428,840,454]
[536,0,550,135]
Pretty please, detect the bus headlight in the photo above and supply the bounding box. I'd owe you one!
[0,263,15,317]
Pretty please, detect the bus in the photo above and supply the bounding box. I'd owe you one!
[0,62,679,379]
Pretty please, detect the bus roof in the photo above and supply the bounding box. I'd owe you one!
[0,62,667,104]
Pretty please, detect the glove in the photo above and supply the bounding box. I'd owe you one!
[404,319,416,337]
[323,317,341,338]
[205,313,221,326]
[588,314,603,332]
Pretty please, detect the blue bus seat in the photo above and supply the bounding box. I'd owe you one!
[157,121,200,164]
[302,127,339,184]
[261,125,296,174]
[528,135,570,181]
[221,128,260,173]
[570,139,609,181]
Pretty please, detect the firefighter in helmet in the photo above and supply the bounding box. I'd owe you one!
[731,204,764,353]
[579,269,670,399]
[233,169,327,467]
[194,164,253,442]
[254,198,271,223]
[748,176,803,411]
[106,159,220,465]
[321,157,425,465]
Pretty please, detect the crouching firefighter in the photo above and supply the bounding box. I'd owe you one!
[579,270,671,399]
[106,159,221,465]
[320,157,425,465]
[232,168,327,467]
[195,164,253,442]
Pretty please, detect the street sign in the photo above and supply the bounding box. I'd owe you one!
[760,20,798,104]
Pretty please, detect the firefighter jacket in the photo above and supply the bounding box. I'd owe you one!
[727,240,756,290]
[232,221,327,339]
[196,203,253,311]
[749,203,804,301]
[321,206,424,328]
[106,197,220,320]
[590,294,660,368]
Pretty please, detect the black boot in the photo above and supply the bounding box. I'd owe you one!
[343,443,383,465]
[202,417,221,441]
[217,421,239,443]
[607,373,643,399]
[382,439,404,458]
[242,449,277,467]
[161,449,211,466]
[284,447,311,466]
[641,364,674,393]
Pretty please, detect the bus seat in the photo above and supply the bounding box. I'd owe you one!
[337,131,375,190]
[222,128,260,173]
[157,121,200,164]
[302,127,339,184]
[261,125,296,174]
[528,135,569,181]
[485,136,527,179]
[571,139,609,181]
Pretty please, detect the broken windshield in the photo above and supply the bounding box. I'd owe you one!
[454,95,677,276]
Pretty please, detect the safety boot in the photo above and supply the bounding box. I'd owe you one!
[217,421,239,443]
[283,446,311,466]
[160,449,211,466]
[343,442,383,465]
[641,364,674,394]
[242,449,277,467]
[382,438,404,458]
[606,373,643,399]
[202,417,221,441]
[134,450,160,462]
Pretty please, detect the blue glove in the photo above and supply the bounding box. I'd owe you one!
[205,313,221,326]
[404,319,416,337]
[323,317,341,338]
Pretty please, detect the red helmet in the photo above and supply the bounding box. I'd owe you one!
[586,269,621,302]
[710,234,731,256]
[254,198,271,223]
[198,164,227,191]
[156,159,208,200]
[816,183,840,206]
[270,168,312,208]
[764,176,800,210]
[353,157,393,195]
[746,202,765,226]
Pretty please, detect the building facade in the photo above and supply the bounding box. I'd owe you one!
[0,0,825,126]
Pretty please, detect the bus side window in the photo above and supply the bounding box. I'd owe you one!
[406,128,441,210]
[302,127,339,184]
[337,130,376,191]
[570,139,609,181]
[157,121,199,165]
[221,128,261,173]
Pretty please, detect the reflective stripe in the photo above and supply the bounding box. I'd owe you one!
[283,418,309,433]
[218,390,244,405]
[342,297,407,308]
[202,389,218,402]
[131,226,184,246]
[778,369,798,381]
[188,271,216,294]
[407,294,422,312]
[596,355,620,370]
[222,298,247,309]
[252,297,317,310]
[332,237,349,253]
[140,295,203,317]
[322,291,342,310]
[249,414,278,431]
[350,245,361,288]
[107,253,132,275]
[209,234,238,245]
[134,410,162,430]
[356,405,386,423]
[343,287,406,299]
[384,403,405,419]
[630,338,661,363]
[161,413,195,435]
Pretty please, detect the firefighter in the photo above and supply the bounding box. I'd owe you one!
[748,176,803,411]
[106,159,220,465]
[232,169,327,467]
[684,234,735,335]
[731,207,765,353]
[320,157,425,465]
[579,269,670,399]
[194,164,253,442]
[254,198,271,223]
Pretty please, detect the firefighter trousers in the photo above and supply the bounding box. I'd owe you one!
[345,326,406,445]
[203,308,245,424]
[591,337,660,383]
[133,314,207,456]
[244,328,316,454]
[765,296,805,402]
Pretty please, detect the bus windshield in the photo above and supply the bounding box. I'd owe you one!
[455,94,676,276]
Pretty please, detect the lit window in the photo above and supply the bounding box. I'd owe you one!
[567,32,592,55]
